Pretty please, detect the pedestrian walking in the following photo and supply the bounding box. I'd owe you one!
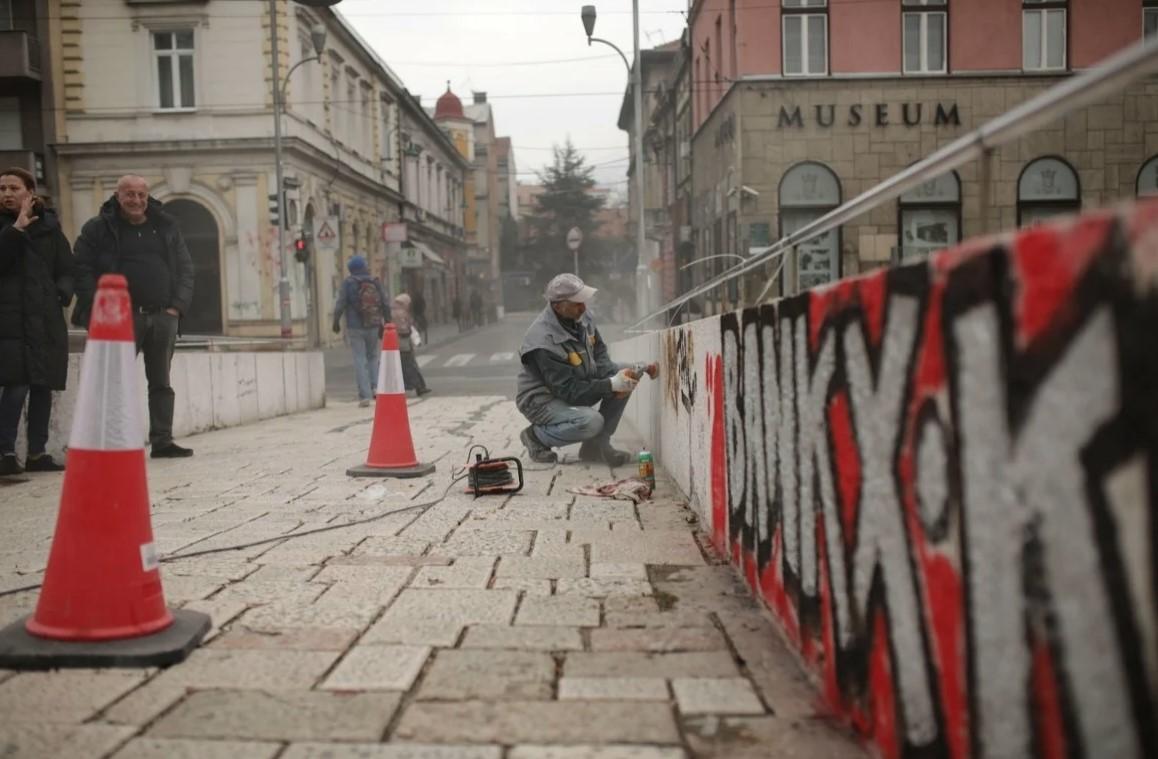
[391,293,431,397]
[410,287,428,336]
[72,174,194,458]
[332,255,389,407]
[469,288,482,328]
[0,168,75,476]
[451,294,463,332]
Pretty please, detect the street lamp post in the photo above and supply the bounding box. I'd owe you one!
[270,1,329,339]
[581,3,648,320]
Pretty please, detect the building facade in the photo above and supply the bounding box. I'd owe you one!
[49,0,464,344]
[686,0,1158,311]
[0,0,58,202]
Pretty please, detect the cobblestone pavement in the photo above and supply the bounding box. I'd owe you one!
[0,397,867,758]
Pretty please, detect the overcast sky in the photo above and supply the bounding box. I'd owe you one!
[335,0,688,201]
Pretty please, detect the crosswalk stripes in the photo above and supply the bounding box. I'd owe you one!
[443,353,477,368]
[413,352,520,369]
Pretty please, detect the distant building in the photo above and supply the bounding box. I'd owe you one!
[43,1,465,343]
[0,0,59,208]
[684,0,1158,311]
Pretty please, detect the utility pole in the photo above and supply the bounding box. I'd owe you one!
[270,0,292,338]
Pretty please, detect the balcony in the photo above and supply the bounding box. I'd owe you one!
[0,31,40,82]
[0,151,45,185]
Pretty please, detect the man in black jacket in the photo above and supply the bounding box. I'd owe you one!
[0,167,74,476]
[73,175,195,458]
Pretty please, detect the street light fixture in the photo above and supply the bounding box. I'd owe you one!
[270,3,335,340]
[580,4,648,320]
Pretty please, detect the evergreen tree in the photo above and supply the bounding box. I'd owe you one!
[523,138,608,284]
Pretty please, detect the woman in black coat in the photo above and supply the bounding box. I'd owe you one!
[0,168,74,476]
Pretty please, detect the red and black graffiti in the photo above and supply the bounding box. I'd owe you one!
[717,205,1158,759]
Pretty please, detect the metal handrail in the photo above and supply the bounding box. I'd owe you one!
[631,36,1158,329]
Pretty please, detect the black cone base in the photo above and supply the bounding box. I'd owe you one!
[347,461,435,478]
[0,608,210,670]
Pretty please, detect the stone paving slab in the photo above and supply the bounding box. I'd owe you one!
[148,689,401,742]
[110,737,282,759]
[416,649,555,701]
[0,399,866,759]
[394,701,682,745]
[0,723,136,759]
[280,745,502,759]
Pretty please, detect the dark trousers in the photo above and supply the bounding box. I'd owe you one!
[134,311,179,448]
[399,350,428,393]
[0,385,51,457]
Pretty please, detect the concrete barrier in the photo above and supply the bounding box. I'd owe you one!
[610,203,1157,759]
[15,351,325,460]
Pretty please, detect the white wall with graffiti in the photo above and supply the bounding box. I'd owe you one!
[611,202,1158,759]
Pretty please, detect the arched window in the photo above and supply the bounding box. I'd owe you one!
[1018,156,1080,226]
[779,161,841,291]
[897,170,960,263]
[1137,156,1158,199]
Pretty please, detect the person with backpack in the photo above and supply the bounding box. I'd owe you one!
[332,255,389,407]
[391,293,431,397]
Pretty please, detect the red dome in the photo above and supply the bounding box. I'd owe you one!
[434,84,464,120]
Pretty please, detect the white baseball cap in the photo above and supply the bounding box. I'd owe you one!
[545,273,597,304]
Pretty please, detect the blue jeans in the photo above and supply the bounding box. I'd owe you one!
[349,326,381,401]
[529,394,629,449]
[0,385,51,457]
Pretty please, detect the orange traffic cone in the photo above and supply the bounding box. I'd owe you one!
[0,274,209,669]
[347,324,436,478]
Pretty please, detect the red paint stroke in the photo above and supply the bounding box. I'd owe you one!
[858,272,888,349]
[1031,636,1069,759]
[707,353,728,555]
[1012,213,1112,348]
[758,530,802,648]
[869,610,902,759]
[827,390,861,552]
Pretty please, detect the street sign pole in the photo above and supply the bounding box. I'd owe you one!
[566,227,583,278]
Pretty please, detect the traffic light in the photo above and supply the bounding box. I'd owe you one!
[293,237,309,263]
[268,193,280,229]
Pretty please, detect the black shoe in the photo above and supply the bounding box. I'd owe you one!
[579,441,632,467]
[151,442,194,459]
[416,388,433,397]
[0,454,22,476]
[24,454,64,472]
[520,426,557,464]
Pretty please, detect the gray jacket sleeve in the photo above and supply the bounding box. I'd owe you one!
[527,348,613,407]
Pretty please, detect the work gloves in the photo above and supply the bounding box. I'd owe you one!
[610,368,639,394]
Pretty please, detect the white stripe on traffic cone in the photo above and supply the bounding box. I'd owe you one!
[69,339,143,451]
[377,347,406,396]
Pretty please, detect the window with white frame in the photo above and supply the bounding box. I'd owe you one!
[1137,156,1158,198]
[153,30,195,110]
[782,0,827,77]
[898,171,960,263]
[1146,1,1158,38]
[1018,156,1080,226]
[903,0,947,74]
[1023,1,1066,71]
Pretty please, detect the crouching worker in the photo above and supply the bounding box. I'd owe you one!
[515,273,656,466]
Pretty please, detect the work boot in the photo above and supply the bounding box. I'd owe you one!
[520,426,557,464]
[151,442,194,459]
[24,454,64,472]
[579,440,632,467]
[0,453,22,476]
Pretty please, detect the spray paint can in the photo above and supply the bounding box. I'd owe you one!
[638,450,655,493]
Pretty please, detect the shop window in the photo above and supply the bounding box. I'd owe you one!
[903,0,947,74]
[1146,1,1158,38]
[897,171,960,263]
[779,161,841,292]
[782,0,827,77]
[153,30,196,110]
[1018,156,1080,226]
[1023,1,1066,71]
[1138,156,1158,198]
